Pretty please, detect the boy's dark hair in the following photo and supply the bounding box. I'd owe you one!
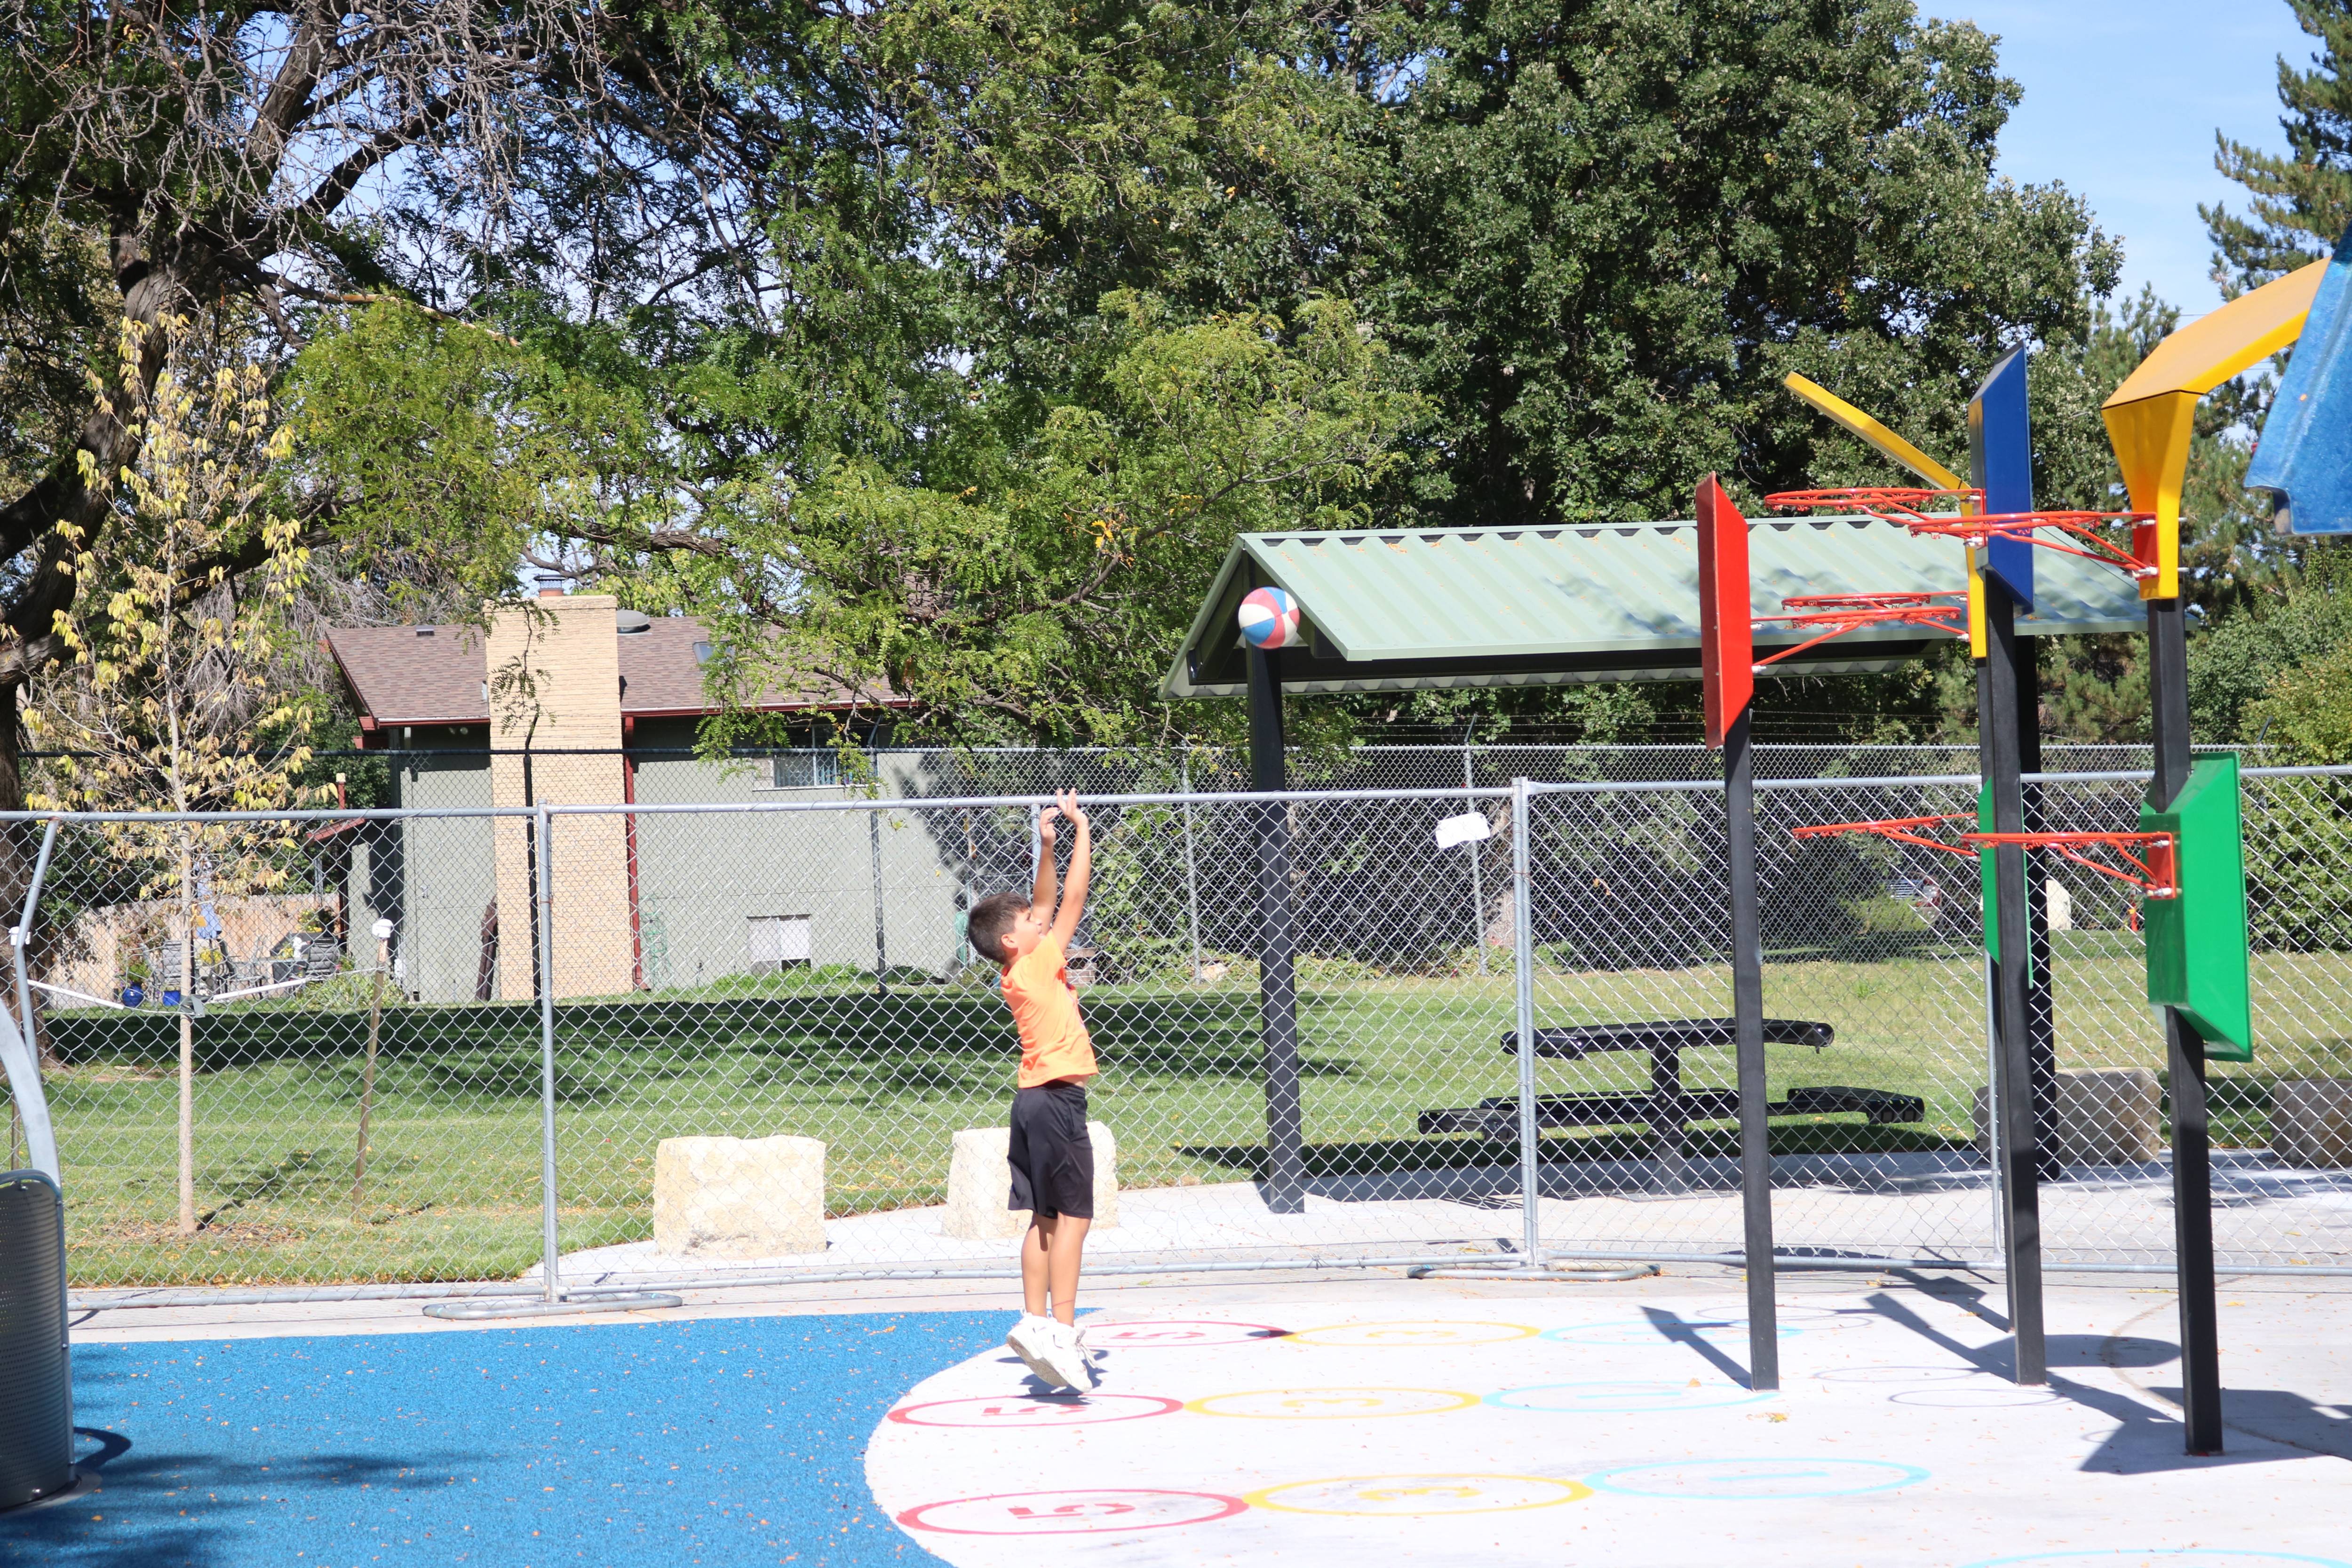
[968,891,1031,965]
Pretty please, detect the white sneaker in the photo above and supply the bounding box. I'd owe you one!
[1005,1314,1072,1388]
[1043,1320,1096,1390]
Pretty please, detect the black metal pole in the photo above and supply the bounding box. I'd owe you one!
[2149,596,2223,1455]
[1248,644,1306,1215]
[1982,579,2047,1385]
[1724,706,1779,1392]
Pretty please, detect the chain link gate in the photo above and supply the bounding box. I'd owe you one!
[8,756,2349,1307]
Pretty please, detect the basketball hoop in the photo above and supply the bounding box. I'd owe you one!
[1752,591,1968,669]
[1763,487,2158,581]
[1792,815,2180,899]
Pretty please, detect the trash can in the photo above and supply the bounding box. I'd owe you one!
[0,1170,71,1509]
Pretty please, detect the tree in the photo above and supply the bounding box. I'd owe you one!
[694,294,1424,748]
[0,0,738,817]
[2205,0,2352,292]
[1368,0,2118,527]
[26,314,316,1233]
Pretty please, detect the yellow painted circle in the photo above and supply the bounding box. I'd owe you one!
[1186,1387,1481,1420]
[1287,1320,1538,1348]
[1245,1472,1595,1517]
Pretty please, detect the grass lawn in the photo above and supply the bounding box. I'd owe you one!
[21,937,2352,1287]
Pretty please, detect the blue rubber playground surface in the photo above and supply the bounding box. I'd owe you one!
[6,1312,1002,1568]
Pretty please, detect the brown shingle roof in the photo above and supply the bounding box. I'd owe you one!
[324,613,894,727]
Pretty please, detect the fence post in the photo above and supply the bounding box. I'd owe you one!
[536,804,562,1305]
[4,819,60,1182]
[1181,756,1204,980]
[1468,730,1488,975]
[1510,778,1541,1265]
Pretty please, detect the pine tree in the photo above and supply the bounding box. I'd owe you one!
[2205,0,2352,289]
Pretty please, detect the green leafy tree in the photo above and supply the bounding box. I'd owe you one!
[2205,0,2352,290]
[695,295,1424,748]
[1369,0,2118,526]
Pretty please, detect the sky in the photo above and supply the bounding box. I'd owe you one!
[1954,0,2317,318]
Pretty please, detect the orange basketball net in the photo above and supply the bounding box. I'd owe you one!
[1762,486,2157,581]
[1791,813,2180,899]
[1752,591,1968,669]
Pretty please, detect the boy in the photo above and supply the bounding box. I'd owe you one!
[966,788,1099,1391]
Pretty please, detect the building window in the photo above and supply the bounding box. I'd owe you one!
[747,915,813,971]
[769,751,842,789]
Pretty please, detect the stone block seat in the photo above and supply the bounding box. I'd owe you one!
[1974,1068,2162,1164]
[942,1123,1119,1240]
[653,1135,827,1258]
[2271,1079,2352,1168]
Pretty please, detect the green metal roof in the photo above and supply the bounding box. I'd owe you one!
[1162,517,2147,700]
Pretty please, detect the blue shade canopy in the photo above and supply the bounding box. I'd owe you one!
[1163,518,2147,700]
[2247,225,2352,536]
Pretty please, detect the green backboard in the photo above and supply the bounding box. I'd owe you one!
[2141,755,2254,1059]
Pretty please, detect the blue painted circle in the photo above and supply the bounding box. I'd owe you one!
[1542,1320,1801,1346]
[1486,1381,1774,1414]
[1586,1457,1928,1500]
[1961,1555,2350,1568]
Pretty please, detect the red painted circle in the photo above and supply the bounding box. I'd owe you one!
[887,1393,1183,1428]
[896,1488,1249,1536]
[1077,1319,1289,1347]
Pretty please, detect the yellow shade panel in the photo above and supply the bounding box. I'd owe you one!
[1782,373,1966,489]
[2102,263,2325,600]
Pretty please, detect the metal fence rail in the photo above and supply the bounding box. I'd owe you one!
[6,756,2348,1306]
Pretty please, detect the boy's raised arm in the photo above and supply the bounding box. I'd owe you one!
[1033,803,1060,915]
[1049,788,1090,949]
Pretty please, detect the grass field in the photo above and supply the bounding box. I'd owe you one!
[17,936,2352,1288]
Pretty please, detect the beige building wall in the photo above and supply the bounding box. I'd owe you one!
[487,595,637,999]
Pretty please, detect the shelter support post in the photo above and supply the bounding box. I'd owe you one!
[2149,597,2223,1454]
[1248,645,1306,1214]
[1981,579,2048,1385]
[1724,708,1779,1391]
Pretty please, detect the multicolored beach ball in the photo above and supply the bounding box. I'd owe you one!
[1238,585,1302,649]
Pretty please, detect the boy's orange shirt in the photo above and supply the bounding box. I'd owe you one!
[1001,935,1097,1087]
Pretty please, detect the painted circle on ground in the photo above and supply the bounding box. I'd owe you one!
[1487,1380,1775,1414]
[1961,1554,2352,1568]
[1076,1319,1289,1348]
[1246,1473,1594,1517]
[889,1393,1184,1428]
[896,1488,1248,1536]
[1289,1320,1537,1347]
[1586,1457,1929,1499]
[1188,1386,1480,1420]
[1542,1320,1800,1346]
[1890,1386,2064,1409]
[1815,1364,1991,1384]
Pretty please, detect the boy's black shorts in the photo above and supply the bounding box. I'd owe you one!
[1007,1082,1094,1220]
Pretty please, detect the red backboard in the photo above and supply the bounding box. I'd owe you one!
[1697,474,1753,748]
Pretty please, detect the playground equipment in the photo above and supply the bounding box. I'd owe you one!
[0,1168,71,1508]
[2247,227,2352,533]
[1743,267,2320,1449]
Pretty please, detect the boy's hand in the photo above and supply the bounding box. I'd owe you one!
[1056,788,1088,834]
[1038,804,1058,844]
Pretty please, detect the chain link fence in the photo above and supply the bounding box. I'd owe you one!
[8,755,2348,1305]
